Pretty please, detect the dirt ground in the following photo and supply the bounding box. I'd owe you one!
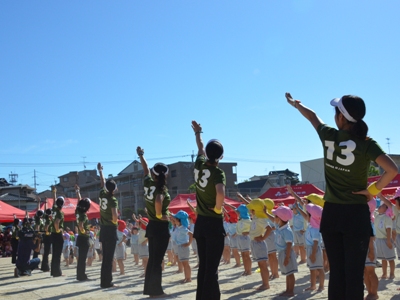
[1,252,400,300]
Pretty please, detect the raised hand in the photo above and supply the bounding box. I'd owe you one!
[191,120,202,133]
[136,146,144,156]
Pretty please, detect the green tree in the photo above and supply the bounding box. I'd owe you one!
[368,164,380,176]
[188,183,196,193]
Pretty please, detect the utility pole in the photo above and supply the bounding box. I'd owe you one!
[33,169,37,194]
[386,138,391,154]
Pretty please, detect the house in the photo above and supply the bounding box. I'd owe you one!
[237,169,299,198]
[0,184,37,211]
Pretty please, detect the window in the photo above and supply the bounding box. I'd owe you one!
[63,177,68,182]
[172,186,178,194]
[171,170,177,178]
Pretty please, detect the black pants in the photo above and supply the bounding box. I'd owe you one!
[50,232,63,277]
[193,215,225,300]
[143,220,170,296]
[76,235,89,281]
[100,225,117,288]
[320,202,371,300]
[41,234,51,271]
[11,238,19,264]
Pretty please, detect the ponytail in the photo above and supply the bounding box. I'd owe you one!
[338,96,369,140]
[156,172,167,193]
[349,119,368,140]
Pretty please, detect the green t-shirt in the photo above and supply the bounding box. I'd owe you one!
[194,155,226,217]
[49,207,64,233]
[317,124,385,205]
[34,216,45,231]
[76,208,90,237]
[11,225,19,239]
[143,175,171,222]
[99,188,118,227]
[43,214,51,233]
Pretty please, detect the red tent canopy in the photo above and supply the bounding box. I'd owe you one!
[29,197,100,222]
[258,184,325,206]
[169,193,241,214]
[0,200,27,223]
[368,174,400,197]
[368,173,400,188]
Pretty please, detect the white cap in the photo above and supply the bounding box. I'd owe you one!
[330,97,357,123]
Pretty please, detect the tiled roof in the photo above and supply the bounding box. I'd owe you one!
[0,193,35,202]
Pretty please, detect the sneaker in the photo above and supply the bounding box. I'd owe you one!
[23,269,32,276]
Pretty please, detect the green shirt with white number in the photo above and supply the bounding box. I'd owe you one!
[76,208,90,237]
[99,188,118,227]
[143,175,171,222]
[49,206,64,233]
[194,155,226,218]
[317,124,384,205]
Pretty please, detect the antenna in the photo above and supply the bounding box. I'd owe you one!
[386,138,391,154]
[9,172,18,185]
[82,156,87,169]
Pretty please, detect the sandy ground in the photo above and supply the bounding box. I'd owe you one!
[1,252,400,300]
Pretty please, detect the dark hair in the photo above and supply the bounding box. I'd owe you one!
[205,140,224,164]
[153,164,168,192]
[395,197,400,206]
[336,95,368,140]
[105,180,117,197]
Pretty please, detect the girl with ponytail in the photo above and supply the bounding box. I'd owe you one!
[137,146,171,298]
[285,92,397,300]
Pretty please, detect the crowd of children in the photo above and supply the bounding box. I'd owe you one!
[6,186,400,299]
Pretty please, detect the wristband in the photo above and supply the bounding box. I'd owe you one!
[138,151,144,156]
[111,220,117,225]
[156,214,162,219]
[80,229,86,234]
[56,229,61,233]
[213,207,222,214]
[195,131,203,135]
[367,181,381,196]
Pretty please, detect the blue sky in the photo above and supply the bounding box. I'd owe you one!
[1,0,399,192]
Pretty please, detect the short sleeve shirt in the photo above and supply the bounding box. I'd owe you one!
[249,217,269,240]
[305,225,321,246]
[143,175,171,222]
[76,209,90,237]
[173,226,190,245]
[317,124,384,205]
[374,213,392,239]
[293,213,305,232]
[275,224,294,251]
[236,219,252,235]
[393,206,400,234]
[138,229,147,244]
[49,207,64,233]
[99,188,118,227]
[194,155,226,218]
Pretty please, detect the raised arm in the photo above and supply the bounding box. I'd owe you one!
[75,184,82,201]
[378,192,394,209]
[236,192,250,204]
[186,199,198,216]
[285,92,323,131]
[51,185,57,202]
[136,146,150,176]
[191,120,206,156]
[97,163,105,188]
